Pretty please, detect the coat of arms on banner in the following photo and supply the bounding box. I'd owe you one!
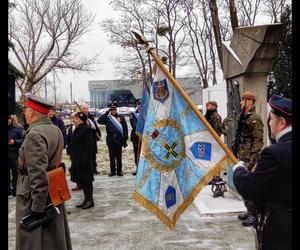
[153,79,169,103]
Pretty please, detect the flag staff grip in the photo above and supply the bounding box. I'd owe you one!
[131,31,237,164]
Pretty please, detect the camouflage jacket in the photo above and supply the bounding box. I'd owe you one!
[205,110,223,136]
[236,105,264,170]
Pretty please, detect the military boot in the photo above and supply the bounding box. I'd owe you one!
[242,215,256,226]
[238,212,249,221]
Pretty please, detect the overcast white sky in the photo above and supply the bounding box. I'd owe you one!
[56,0,121,103]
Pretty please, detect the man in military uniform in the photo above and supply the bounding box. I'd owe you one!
[233,91,264,227]
[97,102,128,176]
[129,99,141,175]
[204,101,223,136]
[233,94,292,250]
[16,95,72,250]
[204,101,224,187]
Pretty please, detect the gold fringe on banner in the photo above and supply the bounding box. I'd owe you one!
[133,155,233,229]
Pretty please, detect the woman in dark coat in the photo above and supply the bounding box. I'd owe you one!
[70,112,94,209]
[8,114,25,196]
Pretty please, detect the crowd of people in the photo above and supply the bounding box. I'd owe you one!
[8,90,292,249]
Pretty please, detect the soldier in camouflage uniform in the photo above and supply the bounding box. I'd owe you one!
[205,101,223,187]
[234,91,264,227]
[204,101,223,136]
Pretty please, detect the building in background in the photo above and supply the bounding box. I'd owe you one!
[89,78,203,108]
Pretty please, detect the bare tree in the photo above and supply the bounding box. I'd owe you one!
[101,0,153,89]
[262,0,286,23]
[8,0,97,99]
[237,0,261,26]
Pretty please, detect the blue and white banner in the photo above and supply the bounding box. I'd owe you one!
[135,86,150,138]
[133,64,234,229]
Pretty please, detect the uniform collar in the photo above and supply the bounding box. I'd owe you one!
[276,126,292,143]
[26,116,52,133]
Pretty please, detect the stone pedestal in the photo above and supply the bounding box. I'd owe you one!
[222,24,282,198]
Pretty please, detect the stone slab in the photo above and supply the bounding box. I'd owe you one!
[193,185,246,216]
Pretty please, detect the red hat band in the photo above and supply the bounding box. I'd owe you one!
[26,99,50,115]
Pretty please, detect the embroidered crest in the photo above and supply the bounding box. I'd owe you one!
[153,79,169,103]
[190,142,212,161]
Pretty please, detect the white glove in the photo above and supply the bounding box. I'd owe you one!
[232,161,247,172]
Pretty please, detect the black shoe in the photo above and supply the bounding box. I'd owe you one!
[108,173,116,177]
[81,200,94,209]
[242,215,256,226]
[76,200,87,208]
[12,190,16,197]
[117,172,123,176]
[238,212,249,221]
[132,171,136,176]
[94,170,100,175]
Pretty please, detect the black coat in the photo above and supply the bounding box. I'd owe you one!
[65,124,75,155]
[129,110,139,143]
[97,112,128,146]
[70,124,94,183]
[233,131,292,250]
[8,124,25,160]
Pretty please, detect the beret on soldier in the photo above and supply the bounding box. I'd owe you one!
[25,94,54,115]
[241,91,255,101]
[75,112,88,122]
[268,94,292,118]
[206,101,218,108]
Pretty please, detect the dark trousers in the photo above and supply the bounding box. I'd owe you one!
[108,143,122,174]
[8,158,18,194]
[132,140,139,166]
[81,182,93,201]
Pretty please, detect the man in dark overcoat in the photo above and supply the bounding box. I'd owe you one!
[16,95,72,250]
[97,102,128,176]
[129,98,141,175]
[48,108,67,148]
[81,103,101,175]
[232,94,292,250]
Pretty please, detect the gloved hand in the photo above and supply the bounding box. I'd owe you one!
[232,161,247,172]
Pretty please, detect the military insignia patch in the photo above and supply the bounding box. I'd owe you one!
[190,142,212,161]
[153,79,169,103]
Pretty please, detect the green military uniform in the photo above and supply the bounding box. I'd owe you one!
[16,95,72,250]
[236,105,264,170]
[205,110,223,136]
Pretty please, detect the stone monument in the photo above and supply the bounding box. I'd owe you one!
[222,24,282,198]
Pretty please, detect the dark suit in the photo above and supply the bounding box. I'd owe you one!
[87,113,101,173]
[233,130,292,250]
[97,111,128,175]
[129,110,140,166]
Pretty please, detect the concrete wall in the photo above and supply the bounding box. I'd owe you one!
[235,73,268,148]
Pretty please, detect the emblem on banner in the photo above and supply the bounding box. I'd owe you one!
[190,142,212,161]
[153,79,169,103]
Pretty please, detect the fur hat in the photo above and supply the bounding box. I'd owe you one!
[75,112,87,122]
